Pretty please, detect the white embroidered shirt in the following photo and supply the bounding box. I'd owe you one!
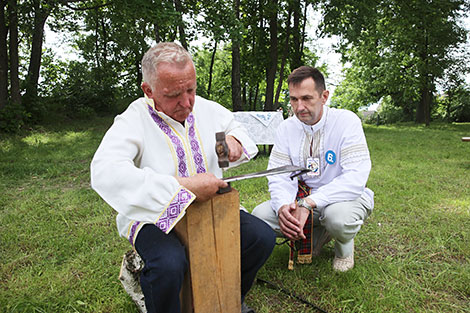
[91,96,257,245]
[268,105,374,214]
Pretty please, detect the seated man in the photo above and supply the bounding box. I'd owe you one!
[91,42,275,313]
[253,66,374,272]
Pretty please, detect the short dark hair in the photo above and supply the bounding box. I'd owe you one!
[287,66,326,93]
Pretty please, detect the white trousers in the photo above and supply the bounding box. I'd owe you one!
[252,193,373,258]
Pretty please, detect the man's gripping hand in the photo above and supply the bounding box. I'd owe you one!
[278,203,310,240]
[176,173,228,202]
[226,135,243,162]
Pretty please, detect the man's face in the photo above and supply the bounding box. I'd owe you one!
[289,77,329,126]
[142,61,197,123]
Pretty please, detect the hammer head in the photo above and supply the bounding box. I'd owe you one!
[215,132,229,168]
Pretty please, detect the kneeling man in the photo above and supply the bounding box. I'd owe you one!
[253,66,374,272]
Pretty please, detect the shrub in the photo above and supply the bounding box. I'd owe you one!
[0,102,30,133]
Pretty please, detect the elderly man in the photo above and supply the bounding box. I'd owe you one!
[91,42,275,313]
[253,66,374,272]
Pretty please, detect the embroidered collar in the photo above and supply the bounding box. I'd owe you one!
[300,105,329,135]
[144,94,156,111]
[145,96,206,176]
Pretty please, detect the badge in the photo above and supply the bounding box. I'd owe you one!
[325,150,336,165]
[306,157,320,176]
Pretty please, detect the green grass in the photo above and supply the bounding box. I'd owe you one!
[1,118,469,312]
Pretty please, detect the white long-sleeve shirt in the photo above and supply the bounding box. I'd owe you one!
[91,96,257,245]
[268,105,374,214]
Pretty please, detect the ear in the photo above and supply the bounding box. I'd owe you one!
[141,82,153,98]
[321,90,330,104]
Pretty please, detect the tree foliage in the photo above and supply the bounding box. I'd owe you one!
[0,0,469,132]
[322,0,470,125]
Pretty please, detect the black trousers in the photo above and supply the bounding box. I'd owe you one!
[134,210,276,313]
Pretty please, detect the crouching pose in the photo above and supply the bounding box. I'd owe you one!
[253,66,373,272]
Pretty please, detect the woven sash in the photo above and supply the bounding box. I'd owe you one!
[288,180,313,270]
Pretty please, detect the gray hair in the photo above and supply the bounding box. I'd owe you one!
[141,42,193,87]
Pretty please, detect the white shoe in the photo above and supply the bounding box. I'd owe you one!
[333,242,354,272]
[333,254,354,272]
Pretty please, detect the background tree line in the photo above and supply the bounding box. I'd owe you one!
[0,0,469,132]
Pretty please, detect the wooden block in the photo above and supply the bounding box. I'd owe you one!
[212,192,241,312]
[462,137,470,142]
[176,216,193,313]
[175,189,241,313]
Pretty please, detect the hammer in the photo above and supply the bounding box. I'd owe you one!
[215,132,232,193]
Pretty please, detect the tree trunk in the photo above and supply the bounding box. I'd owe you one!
[253,83,259,111]
[231,0,242,112]
[418,75,432,126]
[248,87,253,110]
[93,12,101,69]
[0,0,8,110]
[100,15,108,62]
[154,23,161,43]
[299,1,308,56]
[136,57,142,88]
[207,41,217,98]
[416,87,428,125]
[231,38,242,112]
[173,0,187,50]
[8,0,20,105]
[23,1,50,109]
[242,84,246,110]
[264,0,278,111]
[290,0,301,71]
[274,7,292,108]
[424,89,431,126]
[416,32,431,126]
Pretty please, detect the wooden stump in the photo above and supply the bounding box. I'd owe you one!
[120,189,241,313]
[175,189,241,313]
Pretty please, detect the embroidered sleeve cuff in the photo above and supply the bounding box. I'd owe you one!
[228,142,258,167]
[226,129,258,162]
[127,221,145,247]
[242,146,251,160]
[155,186,196,234]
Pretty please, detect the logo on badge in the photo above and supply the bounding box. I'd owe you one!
[325,150,336,164]
[306,157,320,176]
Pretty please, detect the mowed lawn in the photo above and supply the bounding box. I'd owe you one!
[1,116,469,313]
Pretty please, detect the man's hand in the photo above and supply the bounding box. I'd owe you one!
[278,202,310,240]
[176,173,228,202]
[293,204,310,239]
[226,135,243,162]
